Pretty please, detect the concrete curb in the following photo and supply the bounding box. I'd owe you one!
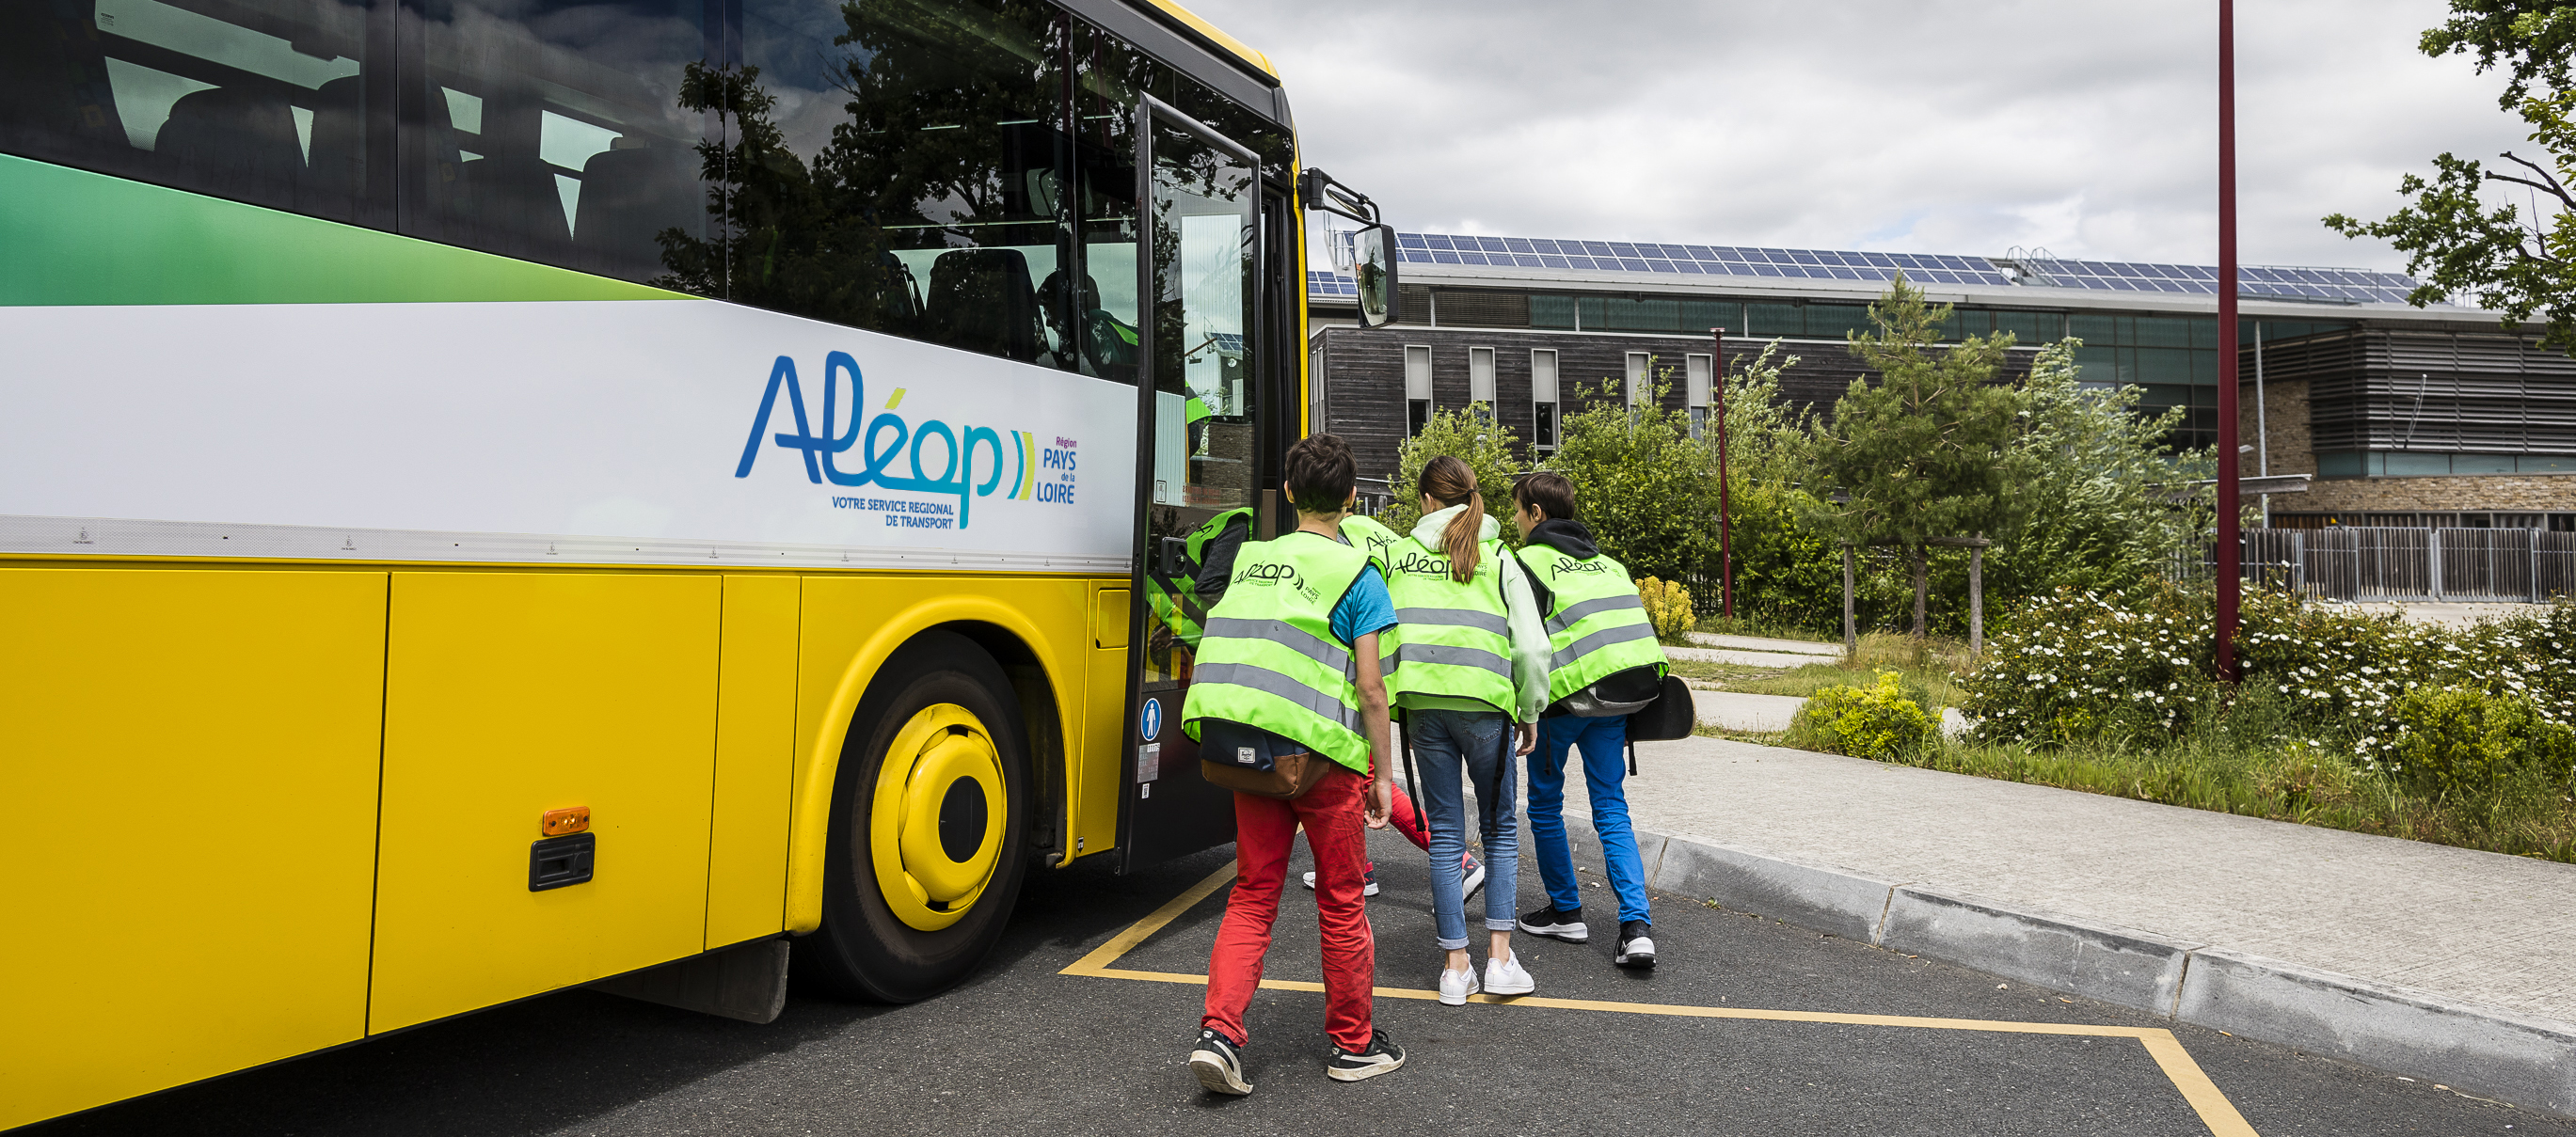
[1553,816,2576,1116]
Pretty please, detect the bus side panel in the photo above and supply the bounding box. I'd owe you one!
[787,576,1088,931]
[1074,585,1131,859]
[369,572,720,1034]
[0,567,386,1130]
[706,574,801,949]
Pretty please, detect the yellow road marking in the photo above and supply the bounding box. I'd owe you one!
[1065,861,2260,1137]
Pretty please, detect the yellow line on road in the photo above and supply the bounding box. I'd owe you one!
[1063,860,2260,1137]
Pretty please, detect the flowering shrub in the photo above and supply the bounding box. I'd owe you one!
[1637,576,1695,643]
[1966,585,2576,782]
[1957,581,2218,745]
[2387,687,2576,800]
[1788,670,1934,759]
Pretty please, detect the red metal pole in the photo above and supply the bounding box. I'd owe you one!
[1711,327,1734,620]
[2216,0,2242,681]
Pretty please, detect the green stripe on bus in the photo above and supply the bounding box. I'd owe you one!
[0,154,690,307]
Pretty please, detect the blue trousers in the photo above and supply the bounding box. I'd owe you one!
[1526,714,1651,924]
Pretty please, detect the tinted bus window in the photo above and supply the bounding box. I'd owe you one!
[725,0,1074,369]
[401,0,713,283]
[1,0,385,222]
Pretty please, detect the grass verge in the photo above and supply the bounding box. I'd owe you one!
[1869,696,2576,862]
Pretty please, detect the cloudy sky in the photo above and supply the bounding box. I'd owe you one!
[1190,0,2535,273]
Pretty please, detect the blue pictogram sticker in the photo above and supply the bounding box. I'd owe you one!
[1140,698,1163,741]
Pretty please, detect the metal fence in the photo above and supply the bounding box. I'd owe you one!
[2176,527,2576,602]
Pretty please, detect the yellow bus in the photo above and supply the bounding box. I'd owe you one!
[0,0,1396,1124]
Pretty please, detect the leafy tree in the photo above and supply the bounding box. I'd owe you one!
[1377,403,1524,539]
[1550,363,1722,584]
[1983,340,2211,599]
[1800,276,2025,637]
[2324,3,2576,351]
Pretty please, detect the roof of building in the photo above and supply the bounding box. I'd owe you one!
[1309,229,2450,313]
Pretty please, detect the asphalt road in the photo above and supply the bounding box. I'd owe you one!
[29,829,2564,1136]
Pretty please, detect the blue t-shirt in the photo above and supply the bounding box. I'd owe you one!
[1333,565,1397,647]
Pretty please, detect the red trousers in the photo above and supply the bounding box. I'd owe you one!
[1388,779,1428,852]
[1201,766,1375,1052]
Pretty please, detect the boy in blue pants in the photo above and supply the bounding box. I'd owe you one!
[1507,472,1669,969]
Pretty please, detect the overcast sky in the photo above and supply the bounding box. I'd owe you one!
[1191,0,2534,273]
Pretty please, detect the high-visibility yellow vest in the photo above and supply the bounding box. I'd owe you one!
[1515,545,1665,704]
[1382,536,1515,714]
[1182,531,1375,773]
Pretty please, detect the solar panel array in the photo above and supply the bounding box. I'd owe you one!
[1306,270,1359,297]
[2019,259,2425,304]
[1311,230,2440,307]
[1396,231,2015,287]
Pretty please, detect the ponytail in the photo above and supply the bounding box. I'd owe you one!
[1419,455,1483,584]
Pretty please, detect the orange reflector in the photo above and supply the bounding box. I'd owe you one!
[541,806,591,836]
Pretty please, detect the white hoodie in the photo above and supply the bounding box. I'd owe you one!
[1398,505,1552,722]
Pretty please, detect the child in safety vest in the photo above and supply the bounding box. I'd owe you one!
[1510,471,1669,970]
[1384,456,1552,1005]
[1182,434,1405,1095]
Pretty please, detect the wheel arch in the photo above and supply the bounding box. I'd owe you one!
[786,597,1074,936]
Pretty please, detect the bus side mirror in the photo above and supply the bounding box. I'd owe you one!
[1355,225,1397,328]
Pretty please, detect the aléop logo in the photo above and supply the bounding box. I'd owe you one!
[1552,556,1609,576]
[1233,560,1321,603]
[734,352,1078,530]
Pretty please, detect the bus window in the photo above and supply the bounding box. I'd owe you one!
[0,0,381,222]
[403,0,712,284]
[730,0,1074,369]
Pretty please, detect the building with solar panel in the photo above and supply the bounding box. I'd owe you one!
[1305,231,2575,529]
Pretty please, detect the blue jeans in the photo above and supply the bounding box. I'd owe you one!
[1408,708,1519,950]
[1528,714,1651,924]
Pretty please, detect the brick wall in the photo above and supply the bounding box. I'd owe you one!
[2236,377,2314,476]
[2298,473,2576,514]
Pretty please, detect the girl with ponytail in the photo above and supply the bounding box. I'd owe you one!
[1383,455,1555,1004]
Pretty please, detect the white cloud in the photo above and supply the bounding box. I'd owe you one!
[1191,0,2532,272]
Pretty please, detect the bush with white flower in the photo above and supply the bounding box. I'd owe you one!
[1964,586,2576,781]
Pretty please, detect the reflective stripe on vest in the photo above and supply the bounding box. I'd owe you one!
[1182,532,1375,773]
[1381,537,1516,712]
[1517,545,1666,704]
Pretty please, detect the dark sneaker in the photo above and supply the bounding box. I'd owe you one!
[1615,920,1658,969]
[1519,905,1587,943]
[1460,852,1487,898]
[1301,866,1381,896]
[1188,1028,1251,1096]
[1326,1028,1407,1082]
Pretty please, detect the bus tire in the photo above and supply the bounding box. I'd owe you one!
[799,630,1030,1003]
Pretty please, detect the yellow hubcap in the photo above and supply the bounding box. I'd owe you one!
[870,703,1005,932]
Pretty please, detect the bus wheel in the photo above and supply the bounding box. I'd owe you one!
[800,630,1030,1003]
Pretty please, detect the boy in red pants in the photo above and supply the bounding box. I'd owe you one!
[1184,434,1405,1094]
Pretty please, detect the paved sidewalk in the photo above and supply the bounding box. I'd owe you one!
[1535,734,2576,1112]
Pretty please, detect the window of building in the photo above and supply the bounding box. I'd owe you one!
[1685,352,1712,439]
[1531,348,1559,451]
[1405,343,1432,436]
[1468,345,1495,423]
[1530,293,1576,329]
[1625,350,1650,406]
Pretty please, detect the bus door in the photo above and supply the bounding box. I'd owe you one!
[1116,97,1264,872]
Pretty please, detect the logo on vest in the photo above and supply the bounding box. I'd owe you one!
[1387,549,1455,577]
[1234,561,1322,601]
[1552,556,1609,576]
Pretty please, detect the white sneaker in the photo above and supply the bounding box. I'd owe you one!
[1484,953,1535,997]
[1301,868,1380,896]
[1437,965,1481,1006]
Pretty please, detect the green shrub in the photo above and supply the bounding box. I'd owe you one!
[2387,687,2576,801]
[1787,670,1934,759]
